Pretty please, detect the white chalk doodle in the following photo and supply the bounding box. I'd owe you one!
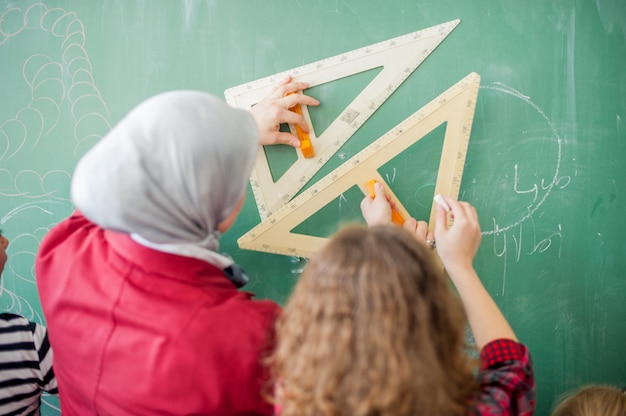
[1,2,109,366]
[477,82,570,294]
[0,7,108,412]
[480,82,571,235]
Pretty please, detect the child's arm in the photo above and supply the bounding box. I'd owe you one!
[433,197,517,349]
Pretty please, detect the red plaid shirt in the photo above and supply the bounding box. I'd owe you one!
[472,339,536,415]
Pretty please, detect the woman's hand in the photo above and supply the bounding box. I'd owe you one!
[249,75,320,147]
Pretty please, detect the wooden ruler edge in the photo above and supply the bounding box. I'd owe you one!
[225,19,461,219]
[224,19,461,103]
[238,72,481,258]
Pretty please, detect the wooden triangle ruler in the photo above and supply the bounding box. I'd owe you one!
[238,72,481,258]
[225,19,460,219]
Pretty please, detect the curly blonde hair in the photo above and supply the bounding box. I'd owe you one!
[552,385,626,416]
[269,224,479,416]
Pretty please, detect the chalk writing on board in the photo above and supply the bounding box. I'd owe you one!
[327,81,571,296]
[477,82,570,295]
[384,167,397,184]
[479,82,570,234]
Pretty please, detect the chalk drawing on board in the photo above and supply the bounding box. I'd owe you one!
[238,73,480,258]
[0,3,109,330]
[472,82,571,295]
[41,393,61,413]
[225,19,461,219]
[479,83,570,235]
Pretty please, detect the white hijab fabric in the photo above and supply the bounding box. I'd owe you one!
[71,91,258,270]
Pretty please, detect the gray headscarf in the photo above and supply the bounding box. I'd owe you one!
[71,90,258,277]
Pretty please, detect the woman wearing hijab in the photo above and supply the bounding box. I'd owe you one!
[35,78,318,415]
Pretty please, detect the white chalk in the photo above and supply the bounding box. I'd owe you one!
[434,194,451,212]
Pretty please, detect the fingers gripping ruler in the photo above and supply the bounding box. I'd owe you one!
[238,72,481,258]
[225,19,460,219]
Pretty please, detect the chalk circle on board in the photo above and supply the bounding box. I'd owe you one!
[466,83,571,236]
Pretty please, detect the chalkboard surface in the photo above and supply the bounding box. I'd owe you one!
[1,1,624,414]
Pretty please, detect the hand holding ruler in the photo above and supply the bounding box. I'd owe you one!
[225,19,461,219]
[225,19,480,258]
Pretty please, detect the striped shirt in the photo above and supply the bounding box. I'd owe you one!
[0,313,58,416]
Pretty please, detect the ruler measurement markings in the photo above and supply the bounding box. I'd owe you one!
[226,19,461,218]
[239,73,480,257]
[226,21,456,102]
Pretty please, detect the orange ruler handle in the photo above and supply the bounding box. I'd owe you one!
[365,179,405,226]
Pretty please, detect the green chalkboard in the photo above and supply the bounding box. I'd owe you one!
[1,1,624,415]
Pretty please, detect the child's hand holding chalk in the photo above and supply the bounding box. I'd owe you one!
[426,194,452,250]
[433,197,482,274]
[434,194,451,212]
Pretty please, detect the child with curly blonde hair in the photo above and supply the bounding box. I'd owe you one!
[552,385,626,416]
[270,183,536,415]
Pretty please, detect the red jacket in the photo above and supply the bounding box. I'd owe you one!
[36,211,280,415]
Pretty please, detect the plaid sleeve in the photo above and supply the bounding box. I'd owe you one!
[471,339,536,416]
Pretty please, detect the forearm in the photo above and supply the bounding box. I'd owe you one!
[448,266,517,350]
